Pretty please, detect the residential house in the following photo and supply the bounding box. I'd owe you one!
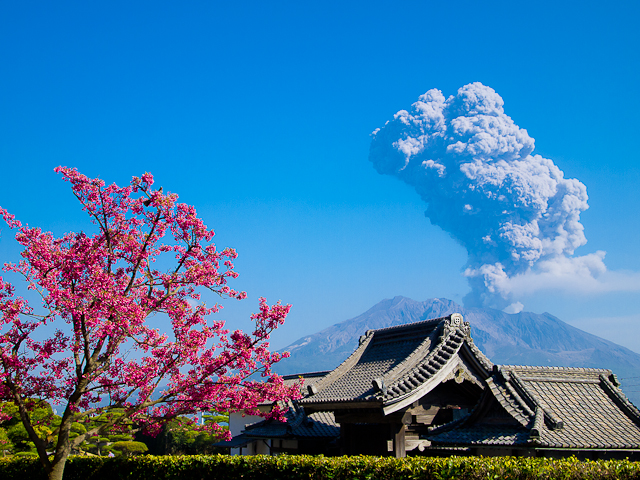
[223,314,640,459]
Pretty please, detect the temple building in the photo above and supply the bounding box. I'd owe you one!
[219,314,640,459]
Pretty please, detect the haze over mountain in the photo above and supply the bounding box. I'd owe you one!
[275,296,640,405]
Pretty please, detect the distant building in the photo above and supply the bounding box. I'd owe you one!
[219,314,640,459]
[216,372,340,456]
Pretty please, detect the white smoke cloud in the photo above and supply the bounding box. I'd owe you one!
[369,82,633,310]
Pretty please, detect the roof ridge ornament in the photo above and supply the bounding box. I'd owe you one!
[450,313,463,326]
[442,313,471,339]
[609,373,621,387]
[359,329,375,345]
[372,377,387,395]
[440,313,468,342]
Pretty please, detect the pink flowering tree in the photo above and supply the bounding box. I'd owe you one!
[0,167,299,480]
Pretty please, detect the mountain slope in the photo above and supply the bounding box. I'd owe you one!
[276,296,640,404]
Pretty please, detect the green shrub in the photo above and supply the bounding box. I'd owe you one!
[107,434,133,443]
[70,423,87,436]
[12,451,38,457]
[0,454,639,480]
[108,441,149,457]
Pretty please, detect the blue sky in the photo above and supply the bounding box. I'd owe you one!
[1,1,639,352]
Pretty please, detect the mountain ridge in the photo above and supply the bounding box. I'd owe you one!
[275,296,640,404]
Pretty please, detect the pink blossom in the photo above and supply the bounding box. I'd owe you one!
[0,167,300,480]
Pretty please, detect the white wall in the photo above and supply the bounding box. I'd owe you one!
[228,407,271,456]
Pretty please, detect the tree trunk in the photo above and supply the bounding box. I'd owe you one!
[45,437,72,480]
[47,455,68,480]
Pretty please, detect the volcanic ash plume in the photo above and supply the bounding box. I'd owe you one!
[369,82,603,312]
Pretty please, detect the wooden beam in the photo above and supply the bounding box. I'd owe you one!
[408,404,440,424]
[392,424,406,458]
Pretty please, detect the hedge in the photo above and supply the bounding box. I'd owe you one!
[0,454,639,480]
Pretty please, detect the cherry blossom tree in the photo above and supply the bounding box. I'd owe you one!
[0,167,299,480]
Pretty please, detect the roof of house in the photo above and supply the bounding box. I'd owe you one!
[281,370,331,389]
[244,402,339,439]
[213,433,253,448]
[226,371,340,442]
[429,365,640,449]
[226,314,640,452]
[300,314,493,413]
[296,313,640,450]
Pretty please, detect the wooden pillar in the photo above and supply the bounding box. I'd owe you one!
[392,424,406,458]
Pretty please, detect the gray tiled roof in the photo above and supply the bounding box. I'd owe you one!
[281,371,331,388]
[382,328,466,401]
[243,402,339,439]
[511,366,640,448]
[227,371,339,443]
[430,366,640,449]
[256,371,330,406]
[294,411,339,438]
[212,433,252,448]
[276,314,640,452]
[430,425,531,446]
[301,314,483,407]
